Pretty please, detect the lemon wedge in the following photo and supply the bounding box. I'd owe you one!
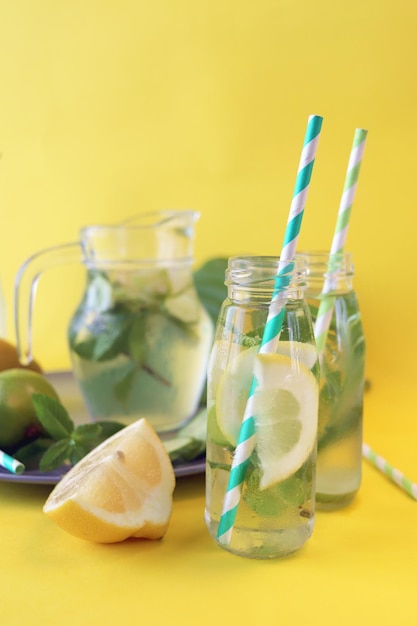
[43,418,175,543]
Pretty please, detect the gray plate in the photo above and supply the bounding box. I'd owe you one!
[0,370,206,485]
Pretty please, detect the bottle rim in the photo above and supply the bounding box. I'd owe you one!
[296,251,354,277]
[225,256,307,288]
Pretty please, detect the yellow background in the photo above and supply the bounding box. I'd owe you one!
[1,3,417,624]
[1,0,417,395]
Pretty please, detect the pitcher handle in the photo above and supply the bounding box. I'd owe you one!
[14,241,82,365]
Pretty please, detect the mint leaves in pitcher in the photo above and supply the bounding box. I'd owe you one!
[67,261,224,431]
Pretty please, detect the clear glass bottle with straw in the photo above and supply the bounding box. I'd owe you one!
[205,256,319,558]
[298,251,365,509]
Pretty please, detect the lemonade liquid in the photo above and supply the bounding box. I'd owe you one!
[68,265,213,433]
[205,257,319,558]
[298,252,365,509]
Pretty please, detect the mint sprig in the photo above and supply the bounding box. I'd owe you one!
[32,393,74,439]
[14,393,125,472]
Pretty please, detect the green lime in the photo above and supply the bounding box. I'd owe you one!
[0,369,59,448]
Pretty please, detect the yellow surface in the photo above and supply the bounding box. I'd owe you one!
[1,384,416,626]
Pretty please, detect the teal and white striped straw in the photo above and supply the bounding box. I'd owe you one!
[314,128,368,355]
[0,449,25,475]
[217,114,323,545]
[362,443,417,500]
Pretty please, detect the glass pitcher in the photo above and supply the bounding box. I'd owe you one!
[15,210,214,434]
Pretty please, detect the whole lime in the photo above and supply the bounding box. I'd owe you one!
[0,369,59,448]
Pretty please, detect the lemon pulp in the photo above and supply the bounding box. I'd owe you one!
[43,418,176,543]
[212,344,318,489]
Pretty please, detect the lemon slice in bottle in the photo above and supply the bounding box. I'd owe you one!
[251,353,318,489]
[214,341,317,447]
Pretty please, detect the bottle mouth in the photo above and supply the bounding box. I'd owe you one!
[225,256,307,289]
[296,251,354,278]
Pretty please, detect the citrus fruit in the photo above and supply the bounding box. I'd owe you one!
[214,341,317,446]
[0,368,59,448]
[164,290,200,323]
[0,337,43,373]
[43,418,176,543]
[251,353,318,489]
[274,340,317,370]
[215,345,259,446]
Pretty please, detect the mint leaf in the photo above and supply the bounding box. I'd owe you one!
[114,364,137,407]
[243,463,309,516]
[69,442,90,465]
[86,273,114,313]
[193,257,228,325]
[128,315,147,362]
[72,423,102,442]
[39,439,72,472]
[92,311,133,361]
[21,391,128,471]
[69,336,96,360]
[14,438,52,468]
[94,421,125,442]
[69,305,136,363]
[32,394,74,439]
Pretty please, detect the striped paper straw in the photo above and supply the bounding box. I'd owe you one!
[0,449,25,475]
[362,443,417,501]
[314,128,368,355]
[217,114,323,545]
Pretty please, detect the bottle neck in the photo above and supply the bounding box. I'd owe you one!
[297,252,354,296]
[225,256,306,304]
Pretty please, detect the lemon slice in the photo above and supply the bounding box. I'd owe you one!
[275,340,317,370]
[164,290,200,323]
[252,353,318,489]
[215,341,317,446]
[215,346,258,445]
[43,418,175,543]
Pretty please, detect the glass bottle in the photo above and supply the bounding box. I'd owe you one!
[297,251,365,509]
[205,256,319,558]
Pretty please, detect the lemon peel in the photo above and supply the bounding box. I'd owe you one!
[43,418,175,543]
